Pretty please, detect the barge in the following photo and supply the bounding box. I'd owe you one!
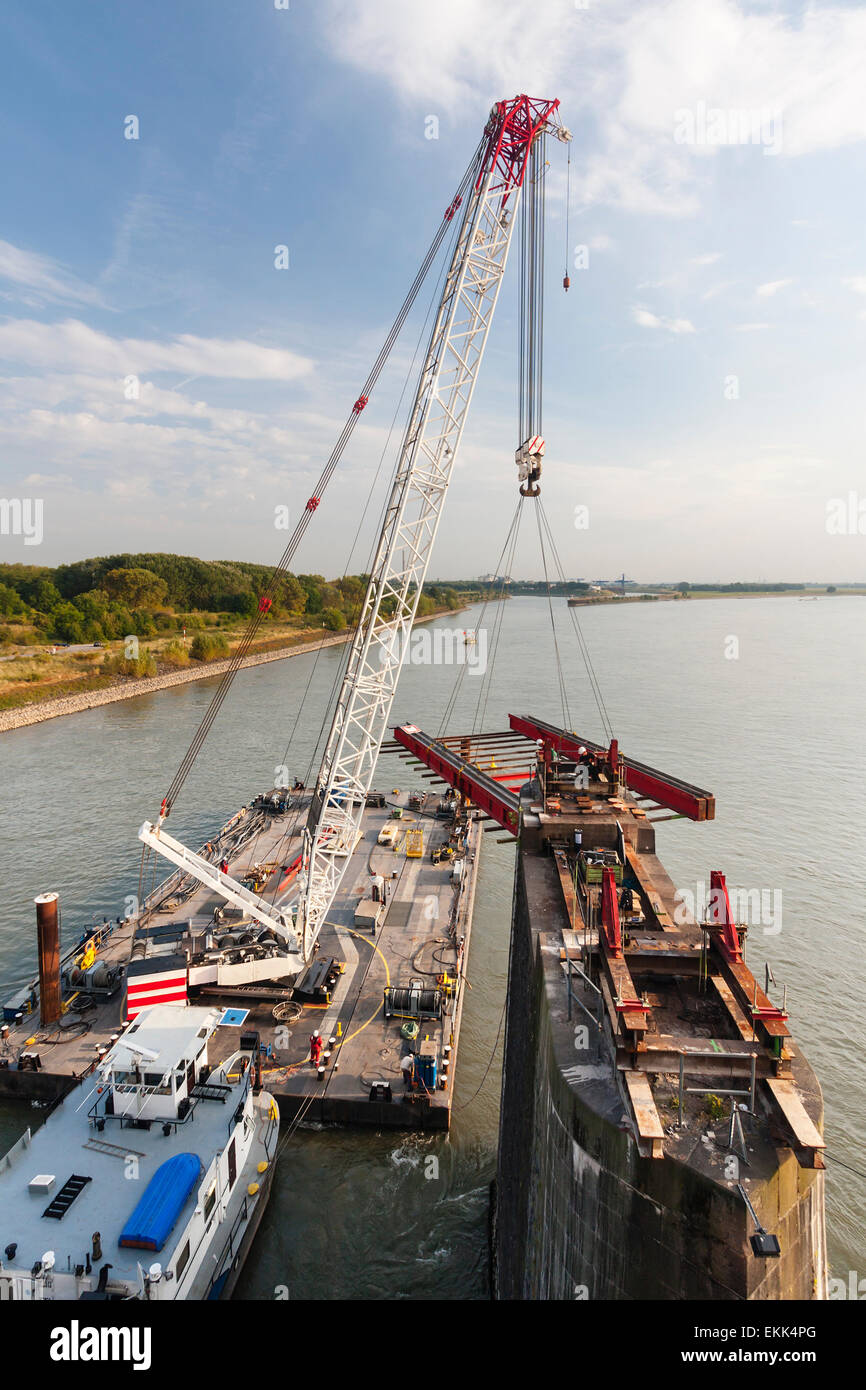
[0,783,481,1132]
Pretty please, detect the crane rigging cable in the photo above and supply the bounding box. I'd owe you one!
[436,500,523,736]
[158,136,486,821]
[137,97,578,966]
[440,119,614,747]
[296,99,567,962]
[243,226,467,883]
[532,496,572,731]
[515,134,546,498]
[535,498,614,743]
[472,502,526,736]
[563,141,572,291]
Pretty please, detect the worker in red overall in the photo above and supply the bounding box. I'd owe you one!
[309,1031,323,1067]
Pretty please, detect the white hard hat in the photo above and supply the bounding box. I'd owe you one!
[312,1030,320,1038]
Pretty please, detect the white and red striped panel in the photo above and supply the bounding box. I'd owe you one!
[126,970,188,1020]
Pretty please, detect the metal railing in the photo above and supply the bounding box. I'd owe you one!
[675,1049,757,1126]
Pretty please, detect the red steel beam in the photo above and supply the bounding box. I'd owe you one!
[393,724,520,834]
[508,714,715,822]
[601,866,623,959]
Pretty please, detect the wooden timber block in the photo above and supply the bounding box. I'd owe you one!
[624,1070,665,1158]
[765,1078,826,1161]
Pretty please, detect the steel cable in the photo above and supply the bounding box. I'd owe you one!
[160,138,486,818]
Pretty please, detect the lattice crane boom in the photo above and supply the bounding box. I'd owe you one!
[298,95,562,960]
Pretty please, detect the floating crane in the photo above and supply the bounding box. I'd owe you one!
[138,95,571,978]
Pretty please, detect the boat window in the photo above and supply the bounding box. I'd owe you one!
[203,1181,217,1219]
[175,1241,190,1280]
[227,1138,236,1190]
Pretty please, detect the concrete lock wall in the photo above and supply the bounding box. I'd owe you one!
[494,850,826,1301]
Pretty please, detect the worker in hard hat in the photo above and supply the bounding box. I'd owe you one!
[309,1031,323,1067]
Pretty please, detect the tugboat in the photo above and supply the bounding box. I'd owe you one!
[0,1005,277,1300]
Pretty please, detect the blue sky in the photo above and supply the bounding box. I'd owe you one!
[1,0,866,581]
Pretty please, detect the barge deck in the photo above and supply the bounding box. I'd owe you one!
[1,785,482,1132]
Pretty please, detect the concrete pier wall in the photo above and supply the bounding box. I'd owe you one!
[494,850,826,1301]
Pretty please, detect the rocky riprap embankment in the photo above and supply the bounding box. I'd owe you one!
[0,633,349,733]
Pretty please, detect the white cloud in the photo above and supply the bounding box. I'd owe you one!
[0,318,314,381]
[843,276,866,295]
[321,0,866,215]
[632,306,695,334]
[700,280,738,302]
[691,253,722,266]
[0,240,103,307]
[756,279,793,298]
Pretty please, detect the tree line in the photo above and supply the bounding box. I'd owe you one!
[0,553,464,646]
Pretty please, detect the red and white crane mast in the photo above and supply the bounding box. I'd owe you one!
[297,96,565,959]
[138,96,568,974]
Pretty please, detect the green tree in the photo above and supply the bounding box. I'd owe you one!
[103,567,168,609]
[30,579,64,613]
[50,602,87,643]
[0,583,25,617]
[321,607,346,632]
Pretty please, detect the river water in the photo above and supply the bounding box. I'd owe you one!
[0,595,863,1297]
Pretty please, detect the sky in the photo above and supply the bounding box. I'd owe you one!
[1,0,866,583]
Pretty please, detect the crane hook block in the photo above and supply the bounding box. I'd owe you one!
[352,395,369,413]
[444,196,463,222]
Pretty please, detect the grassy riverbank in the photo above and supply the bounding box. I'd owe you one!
[0,551,482,714]
[0,607,472,717]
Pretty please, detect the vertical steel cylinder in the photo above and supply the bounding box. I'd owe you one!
[35,892,61,1026]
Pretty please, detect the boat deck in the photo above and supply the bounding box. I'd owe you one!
[0,1019,274,1299]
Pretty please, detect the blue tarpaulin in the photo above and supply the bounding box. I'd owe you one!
[119,1152,201,1251]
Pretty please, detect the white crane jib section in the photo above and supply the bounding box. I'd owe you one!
[298,137,530,962]
[137,820,300,951]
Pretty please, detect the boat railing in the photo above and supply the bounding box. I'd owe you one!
[204,1193,250,1298]
[260,1096,279,1161]
[199,1093,276,1297]
[87,1082,201,1129]
[0,1127,32,1172]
